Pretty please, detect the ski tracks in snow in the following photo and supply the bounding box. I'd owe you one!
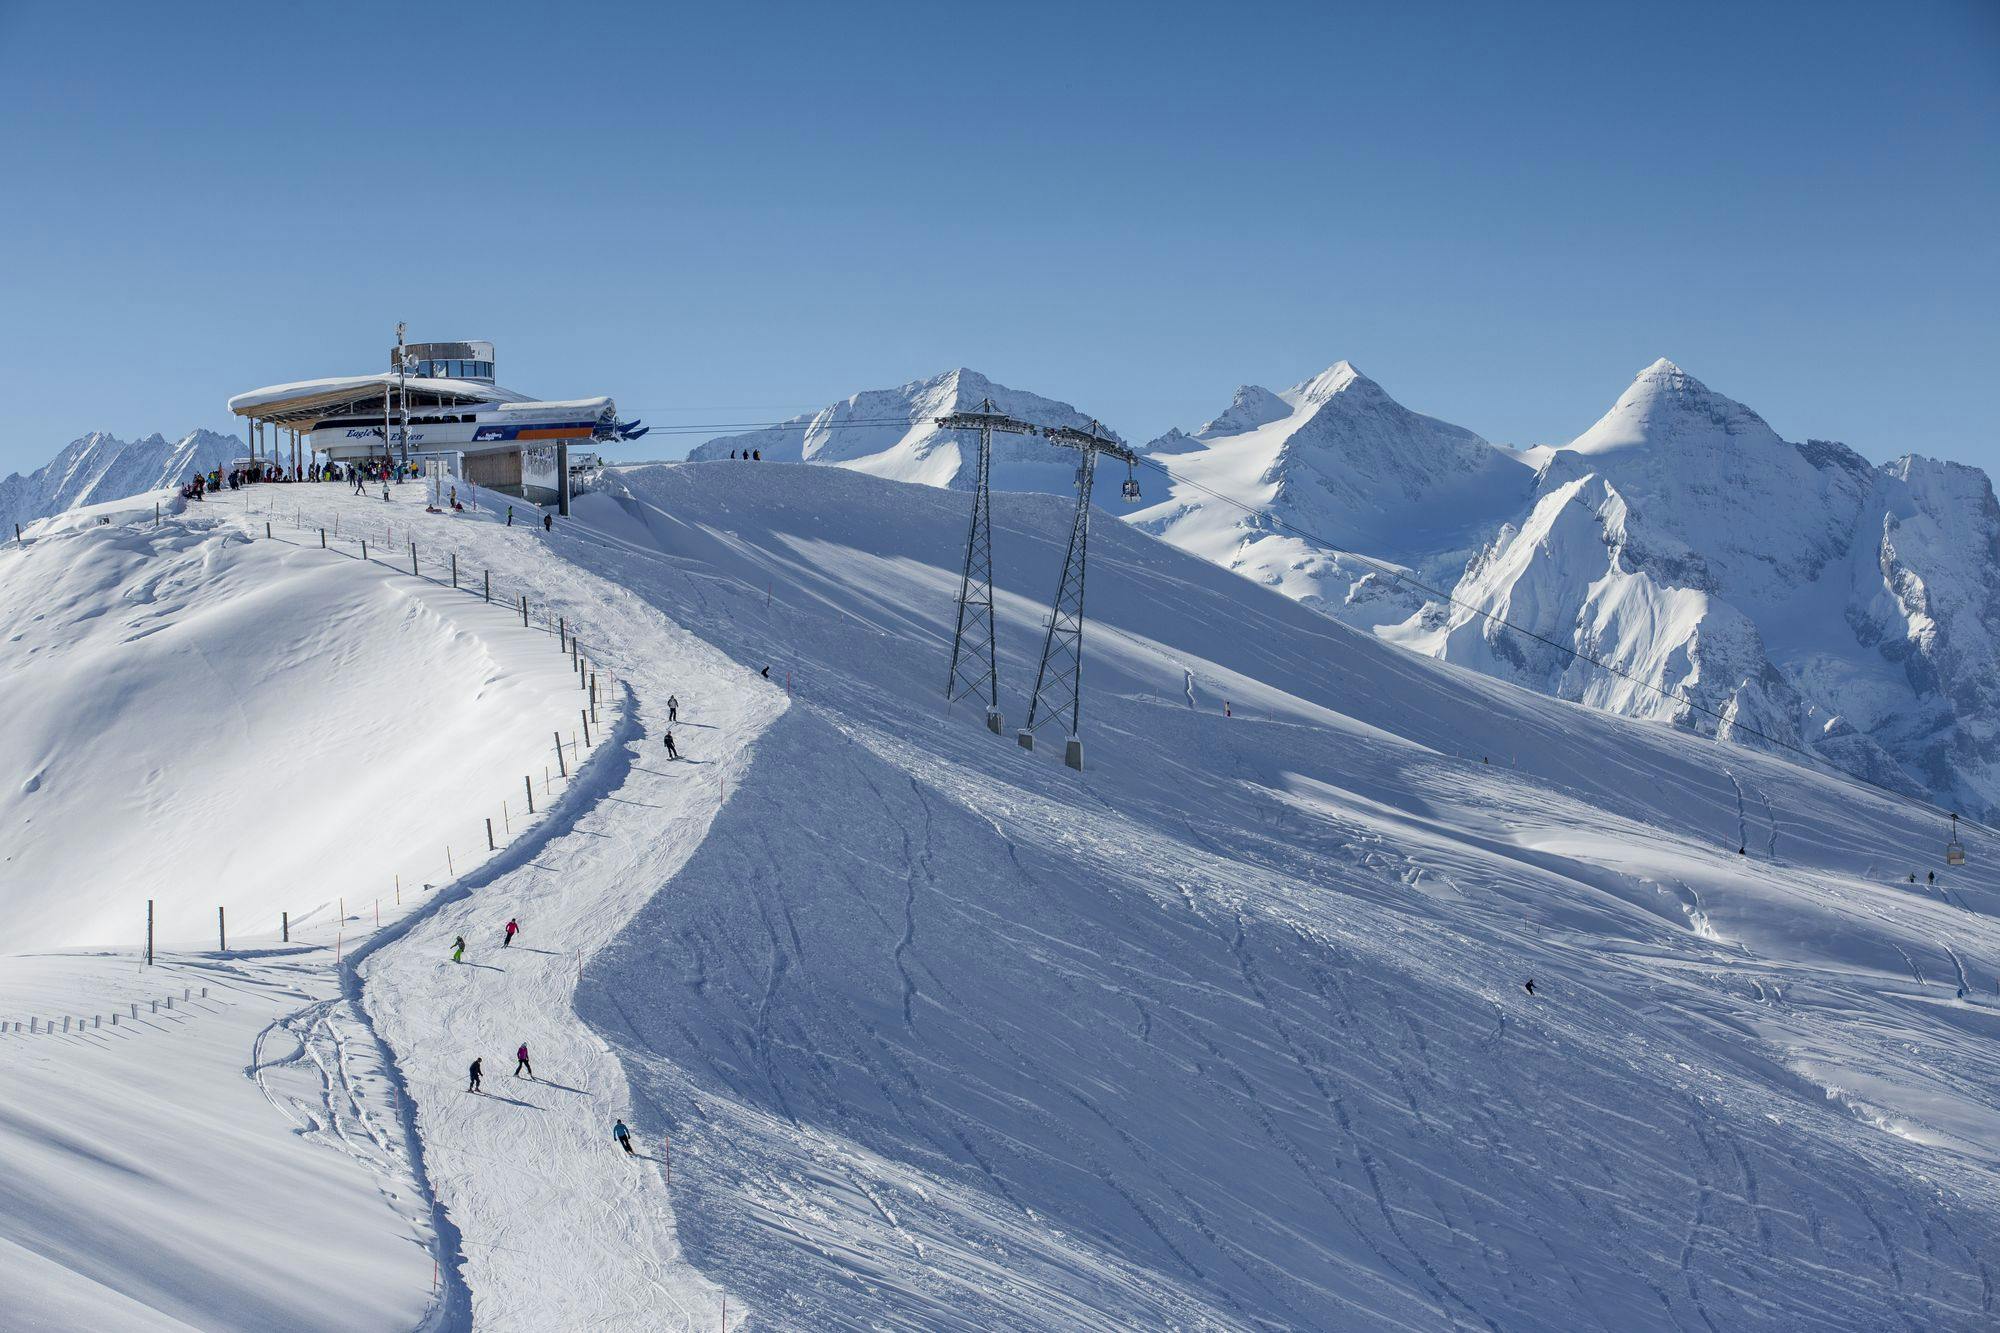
[220,489,783,1330]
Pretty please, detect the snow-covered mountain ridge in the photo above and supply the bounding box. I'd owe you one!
[1393,359,2000,821]
[0,428,240,532]
[738,359,1993,821]
[688,367,1129,500]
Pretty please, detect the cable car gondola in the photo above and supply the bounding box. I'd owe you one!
[1120,460,1141,504]
[1947,813,1967,867]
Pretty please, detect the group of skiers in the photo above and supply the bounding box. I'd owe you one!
[455,697,707,1162]
[456,911,646,1158]
[726,449,763,460]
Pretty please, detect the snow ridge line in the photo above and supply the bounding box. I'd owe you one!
[221,490,641,678]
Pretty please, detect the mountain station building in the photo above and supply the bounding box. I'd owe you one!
[227,339,640,513]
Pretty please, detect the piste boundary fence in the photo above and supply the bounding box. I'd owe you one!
[219,486,634,950]
[4,481,633,1003]
[1,983,217,1043]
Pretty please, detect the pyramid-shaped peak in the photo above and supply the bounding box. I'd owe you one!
[1288,361,1383,406]
[1569,359,1778,457]
[1616,359,1727,407]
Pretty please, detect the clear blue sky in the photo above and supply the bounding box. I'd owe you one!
[2,0,1995,475]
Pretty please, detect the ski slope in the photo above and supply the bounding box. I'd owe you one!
[3,461,1999,1330]
[565,461,2000,1329]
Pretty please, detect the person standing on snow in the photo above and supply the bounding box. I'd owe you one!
[515,1043,534,1079]
[663,730,680,760]
[543,513,553,532]
[667,695,679,723]
[1523,979,1535,996]
[504,918,519,948]
[468,1058,483,1093]
[614,1119,635,1155]
[452,935,466,964]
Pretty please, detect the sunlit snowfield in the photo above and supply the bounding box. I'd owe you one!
[3,463,1996,1330]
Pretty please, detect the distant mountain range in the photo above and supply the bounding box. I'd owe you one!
[1,429,240,533]
[19,368,1993,821]
[687,361,2000,821]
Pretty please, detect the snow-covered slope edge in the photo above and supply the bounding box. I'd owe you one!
[559,459,2000,1330]
[0,509,607,1330]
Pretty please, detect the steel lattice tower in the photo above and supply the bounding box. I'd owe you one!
[938,400,1037,734]
[1020,421,1136,770]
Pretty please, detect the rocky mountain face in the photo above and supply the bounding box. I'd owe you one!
[1,429,240,532]
[1384,362,2000,816]
[688,368,1123,499]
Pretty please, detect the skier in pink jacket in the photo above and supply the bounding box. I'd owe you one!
[514,1043,534,1079]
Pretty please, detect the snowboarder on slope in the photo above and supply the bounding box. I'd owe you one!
[614,1119,635,1155]
[468,1058,483,1093]
[452,935,466,964]
[504,918,519,947]
[515,1043,534,1079]
[1523,979,1535,996]
[667,695,679,723]
[663,731,680,760]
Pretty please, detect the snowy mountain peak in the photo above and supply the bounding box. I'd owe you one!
[1286,360,1377,407]
[1196,384,1290,439]
[689,368,1117,493]
[1,426,242,533]
[1570,358,1781,458]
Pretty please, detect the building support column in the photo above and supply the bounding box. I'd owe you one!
[557,440,571,517]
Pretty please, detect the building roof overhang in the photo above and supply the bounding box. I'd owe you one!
[228,374,533,427]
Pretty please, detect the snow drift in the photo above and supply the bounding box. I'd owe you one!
[0,517,588,950]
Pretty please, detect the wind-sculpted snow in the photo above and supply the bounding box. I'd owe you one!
[566,460,2000,1329]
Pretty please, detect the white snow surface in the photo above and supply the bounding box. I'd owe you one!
[5,460,2000,1329]
[1126,360,1534,627]
[687,368,1127,500]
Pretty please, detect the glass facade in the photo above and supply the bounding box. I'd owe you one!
[413,358,495,382]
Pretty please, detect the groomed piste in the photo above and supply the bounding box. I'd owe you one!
[3,461,1998,1330]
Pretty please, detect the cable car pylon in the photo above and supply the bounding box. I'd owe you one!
[1020,420,1139,770]
[937,399,1039,734]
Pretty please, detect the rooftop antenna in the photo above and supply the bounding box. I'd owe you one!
[1019,420,1138,770]
[395,321,410,468]
[935,398,1039,734]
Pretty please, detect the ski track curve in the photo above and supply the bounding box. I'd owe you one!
[213,486,785,1330]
